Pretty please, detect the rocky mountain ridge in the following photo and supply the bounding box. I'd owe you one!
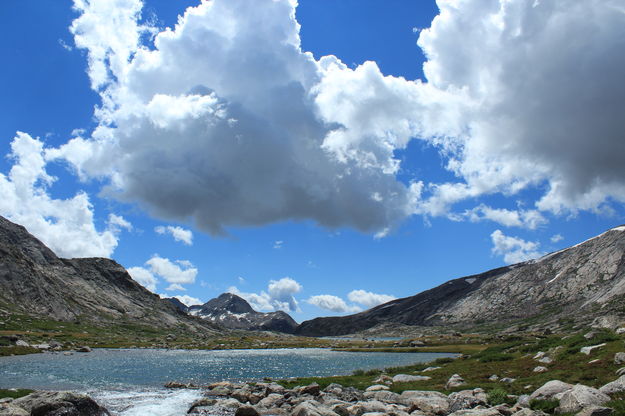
[0,215,218,334]
[296,226,625,336]
[188,293,298,333]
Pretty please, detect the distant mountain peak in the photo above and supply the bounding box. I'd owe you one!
[189,292,297,333]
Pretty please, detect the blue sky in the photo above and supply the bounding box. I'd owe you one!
[1,0,624,322]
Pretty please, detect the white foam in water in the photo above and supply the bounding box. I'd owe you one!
[90,388,204,416]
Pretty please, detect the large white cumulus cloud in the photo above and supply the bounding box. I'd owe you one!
[60,0,423,236]
[56,0,625,237]
[415,0,625,216]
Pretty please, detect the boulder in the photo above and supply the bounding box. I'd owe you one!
[187,398,218,414]
[580,344,606,355]
[346,400,396,415]
[76,346,92,353]
[515,395,531,408]
[257,393,285,409]
[292,400,339,416]
[448,389,488,412]
[500,378,516,384]
[12,391,110,416]
[614,352,625,365]
[366,385,390,392]
[393,374,432,383]
[599,375,625,394]
[616,367,625,376]
[299,383,321,396]
[510,409,547,416]
[15,340,29,347]
[235,405,260,416]
[616,328,625,335]
[489,375,499,381]
[447,408,502,416]
[575,406,614,416]
[373,375,393,384]
[537,357,552,364]
[363,391,402,403]
[533,367,548,373]
[558,384,610,413]
[446,374,466,389]
[529,380,573,400]
[0,404,29,416]
[400,391,450,415]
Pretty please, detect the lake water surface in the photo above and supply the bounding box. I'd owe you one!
[0,348,455,415]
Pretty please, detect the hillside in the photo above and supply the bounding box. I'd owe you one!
[0,216,218,335]
[296,226,625,336]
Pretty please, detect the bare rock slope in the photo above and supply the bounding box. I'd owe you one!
[296,226,625,336]
[0,215,217,333]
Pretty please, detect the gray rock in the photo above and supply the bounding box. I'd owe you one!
[347,400,396,415]
[599,375,625,394]
[393,374,432,383]
[529,380,573,400]
[77,346,92,353]
[614,352,625,365]
[366,385,390,392]
[299,383,321,396]
[292,400,339,416]
[447,408,502,416]
[558,384,610,413]
[584,331,599,340]
[187,398,218,414]
[12,391,110,416]
[400,391,450,415]
[363,391,402,404]
[533,352,546,360]
[500,378,516,384]
[510,409,547,416]
[448,390,488,412]
[257,393,284,408]
[515,395,531,408]
[533,367,548,373]
[446,374,466,389]
[580,344,606,355]
[0,404,29,416]
[422,367,442,373]
[575,406,613,416]
[15,340,29,347]
[616,367,625,376]
[537,357,552,364]
[489,375,500,381]
[616,328,625,335]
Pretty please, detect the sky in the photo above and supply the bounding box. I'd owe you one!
[1,0,624,322]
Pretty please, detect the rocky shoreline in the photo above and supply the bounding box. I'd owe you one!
[3,373,624,416]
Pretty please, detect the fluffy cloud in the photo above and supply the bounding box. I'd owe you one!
[273,240,284,249]
[129,254,197,291]
[228,277,302,312]
[165,283,186,292]
[307,295,361,313]
[127,266,157,292]
[454,205,547,230]
[49,0,625,238]
[146,255,197,284]
[347,290,396,308]
[0,132,129,258]
[58,0,426,236]
[155,225,193,245]
[550,234,564,243]
[413,0,625,216]
[490,230,544,264]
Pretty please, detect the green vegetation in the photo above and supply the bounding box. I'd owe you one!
[278,328,625,400]
[0,389,33,399]
[487,388,509,405]
[530,399,560,414]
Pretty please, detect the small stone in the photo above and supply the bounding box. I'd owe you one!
[533,367,548,373]
[533,352,545,360]
[538,356,553,364]
[422,367,442,372]
[580,344,606,355]
[588,359,601,365]
[500,378,516,384]
[366,385,390,392]
[446,374,466,389]
[15,340,29,347]
[77,346,92,353]
[488,375,499,381]
[614,352,625,364]
[393,374,432,383]
[616,367,625,376]
[616,328,625,335]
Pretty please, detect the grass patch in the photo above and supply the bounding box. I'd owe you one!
[530,399,560,414]
[0,345,41,357]
[0,389,34,399]
[487,388,509,405]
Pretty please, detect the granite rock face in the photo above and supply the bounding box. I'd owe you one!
[0,215,218,334]
[296,226,625,336]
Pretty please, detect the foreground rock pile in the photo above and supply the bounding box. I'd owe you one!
[0,391,110,416]
[185,376,625,416]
